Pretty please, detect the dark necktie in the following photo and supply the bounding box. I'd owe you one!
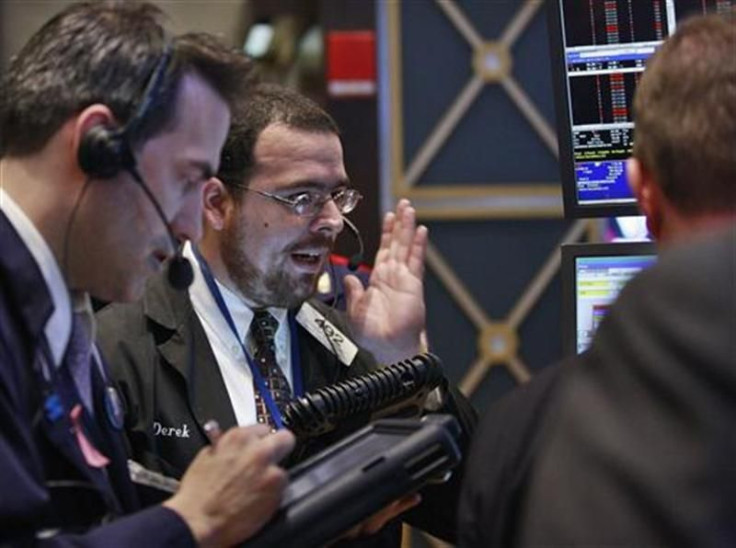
[66,311,110,467]
[67,311,94,415]
[250,310,292,429]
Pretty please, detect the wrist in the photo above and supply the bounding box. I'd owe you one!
[373,338,423,365]
[164,496,220,547]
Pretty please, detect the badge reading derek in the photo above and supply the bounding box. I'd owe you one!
[296,303,358,366]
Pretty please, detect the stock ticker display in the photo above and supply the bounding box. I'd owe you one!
[573,252,656,353]
[559,0,734,207]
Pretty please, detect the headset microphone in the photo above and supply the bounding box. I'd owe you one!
[166,251,195,291]
[127,166,194,290]
[342,216,364,272]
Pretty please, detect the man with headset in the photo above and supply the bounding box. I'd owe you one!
[96,83,477,545]
[0,3,293,546]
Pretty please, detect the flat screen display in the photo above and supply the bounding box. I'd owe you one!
[548,0,734,218]
[561,241,657,355]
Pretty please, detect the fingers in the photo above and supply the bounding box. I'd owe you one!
[220,425,295,464]
[262,428,296,464]
[203,419,223,445]
[407,224,428,279]
[340,493,423,540]
[389,492,422,516]
[365,493,421,535]
[388,199,414,265]
[217,423,270,449]
[387,199,427,267]
[373,211,395,269]
[374,199,427,270]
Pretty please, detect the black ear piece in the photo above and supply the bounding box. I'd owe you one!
[77,45,172,179]
[77,124,134,179]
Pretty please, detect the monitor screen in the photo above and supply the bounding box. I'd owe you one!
[561,241,657,355]
[548,0,734,218]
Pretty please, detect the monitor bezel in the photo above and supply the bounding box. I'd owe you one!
[561,240,657,356]
[547,0,644,219]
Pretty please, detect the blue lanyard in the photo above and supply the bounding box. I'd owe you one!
[191,246,303,429]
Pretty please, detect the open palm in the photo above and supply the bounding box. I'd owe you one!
[344,199,427,364]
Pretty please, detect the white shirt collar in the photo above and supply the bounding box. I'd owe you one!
[1,187,71,367]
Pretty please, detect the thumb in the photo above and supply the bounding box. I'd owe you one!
[343,274,365,317]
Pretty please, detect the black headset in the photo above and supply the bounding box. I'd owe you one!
[77,45,173,179]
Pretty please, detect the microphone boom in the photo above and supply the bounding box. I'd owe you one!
[126,165,193,290]
[342,216,364,272]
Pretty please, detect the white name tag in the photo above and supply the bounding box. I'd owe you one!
[296,303,358,366]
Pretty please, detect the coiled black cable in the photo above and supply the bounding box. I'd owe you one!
[283,352,445,438]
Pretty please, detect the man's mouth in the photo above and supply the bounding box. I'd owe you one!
[289,248,329,270]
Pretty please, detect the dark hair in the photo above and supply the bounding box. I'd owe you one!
[0,2,253,157]
[217,83,339,194]
[633,13,736,215]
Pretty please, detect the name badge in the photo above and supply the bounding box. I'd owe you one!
[296,303,358,366]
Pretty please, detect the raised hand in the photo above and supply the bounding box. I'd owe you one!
[343,199,428,364]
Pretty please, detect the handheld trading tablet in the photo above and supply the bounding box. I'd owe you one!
[248,414,462,547]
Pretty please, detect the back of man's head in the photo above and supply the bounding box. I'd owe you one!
[633,13,736,217]
[0,1,252,159]
[216,83,339,194]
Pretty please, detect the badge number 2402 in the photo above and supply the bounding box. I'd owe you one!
[314,318,345,346]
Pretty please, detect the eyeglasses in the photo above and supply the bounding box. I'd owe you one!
[237,186,363,217]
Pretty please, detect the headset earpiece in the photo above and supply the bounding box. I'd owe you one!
[76,44,172,179]
[77,124,134,179]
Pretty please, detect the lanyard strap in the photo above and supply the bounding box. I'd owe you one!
[191,246,303,429]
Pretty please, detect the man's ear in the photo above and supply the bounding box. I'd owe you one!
[73,104,118,166]
[627,157,662,239]
[203,177,233,231]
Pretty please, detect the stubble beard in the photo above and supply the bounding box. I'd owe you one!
[220,220,321,309]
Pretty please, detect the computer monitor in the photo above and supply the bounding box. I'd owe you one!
[561,241,657,356]
[548,0,734,218]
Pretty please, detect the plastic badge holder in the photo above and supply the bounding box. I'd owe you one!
[248,414,462,547]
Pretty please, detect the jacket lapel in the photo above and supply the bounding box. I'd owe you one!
[143,276,238,434]
[297,322,341,393]
[87,362,139,512]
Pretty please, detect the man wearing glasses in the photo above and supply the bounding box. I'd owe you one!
[97,83,475,545]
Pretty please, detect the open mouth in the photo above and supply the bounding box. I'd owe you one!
[290,249,327,269]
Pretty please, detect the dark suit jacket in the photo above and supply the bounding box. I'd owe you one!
[521,226,736,547]
[96,271,477,545]
[457,360,568,547]
[0,211,193,546]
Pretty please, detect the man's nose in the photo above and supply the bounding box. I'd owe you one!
[310,196,344,236]
[170,193,204,247]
